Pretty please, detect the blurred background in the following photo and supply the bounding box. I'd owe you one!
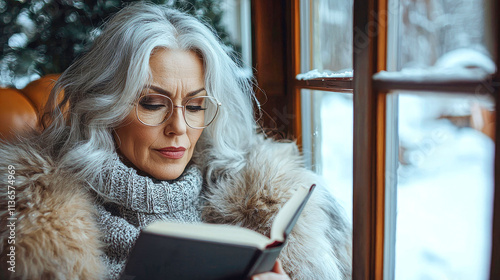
[0,0,251,88]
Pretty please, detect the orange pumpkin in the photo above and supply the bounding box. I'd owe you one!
[22,74,61,113]
[0,88,38,140]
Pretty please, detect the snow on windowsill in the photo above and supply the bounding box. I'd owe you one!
[374,48,496,83]
[373,67,493,83]
[296,69,353,80]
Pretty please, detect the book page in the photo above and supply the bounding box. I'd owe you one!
[145,222,272,250]
[270,185,311,242]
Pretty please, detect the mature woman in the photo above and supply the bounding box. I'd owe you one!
[0,3,351,280]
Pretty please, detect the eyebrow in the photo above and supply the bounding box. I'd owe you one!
[146,86,206,98]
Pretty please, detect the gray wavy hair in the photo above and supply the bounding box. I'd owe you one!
[41,2,258,188]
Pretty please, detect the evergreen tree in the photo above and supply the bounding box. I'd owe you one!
[0,0,232,88]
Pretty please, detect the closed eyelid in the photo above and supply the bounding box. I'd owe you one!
[138,93,210,109]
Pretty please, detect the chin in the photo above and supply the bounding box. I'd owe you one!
[149,165,185,181]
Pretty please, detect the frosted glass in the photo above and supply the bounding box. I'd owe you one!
[308,0,353,72]
[399,0,493,71]
[318,91,353,220]
[395,93,495,280]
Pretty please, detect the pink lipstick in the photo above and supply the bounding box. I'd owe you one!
[156,147,186,159]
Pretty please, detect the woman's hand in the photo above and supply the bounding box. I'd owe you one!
[251,260,291,280]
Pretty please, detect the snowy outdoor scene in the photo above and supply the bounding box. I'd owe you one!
[301,0,496,279]
[319,92,494,280]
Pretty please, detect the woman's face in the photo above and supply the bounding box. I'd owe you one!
[114,49,205,180]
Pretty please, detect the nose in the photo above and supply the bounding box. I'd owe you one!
[164,106,187,135]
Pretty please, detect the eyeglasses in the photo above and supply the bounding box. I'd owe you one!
[135,94,221,129]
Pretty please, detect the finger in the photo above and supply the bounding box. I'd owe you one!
[272,260,286,275]
[251,273,290,280]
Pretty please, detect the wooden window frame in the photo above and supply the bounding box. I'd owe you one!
[353,1,500,279]
[251,0,499,279]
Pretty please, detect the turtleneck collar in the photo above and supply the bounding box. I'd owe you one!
[98,153,203,214]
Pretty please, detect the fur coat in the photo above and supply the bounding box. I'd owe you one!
[0,136,351,280]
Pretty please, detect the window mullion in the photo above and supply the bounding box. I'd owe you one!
[353,1,388,280]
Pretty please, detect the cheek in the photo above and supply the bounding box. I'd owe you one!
[188,130,203,152]
[114,119,157,159]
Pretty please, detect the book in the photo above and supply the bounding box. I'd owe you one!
[120,184,316,280]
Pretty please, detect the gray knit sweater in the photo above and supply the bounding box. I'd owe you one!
[93,155,203,279]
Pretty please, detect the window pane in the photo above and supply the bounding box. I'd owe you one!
[220,0,252,70]
[300,0,353,76]
[394,92,495,280]
[304,90,353,220]
[398,0,495,74]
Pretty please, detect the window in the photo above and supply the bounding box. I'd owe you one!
[393,92,494,279]
[351,0,499,278]
[220,0,252,72]
[297,0,354,222]
[251,0,499,279]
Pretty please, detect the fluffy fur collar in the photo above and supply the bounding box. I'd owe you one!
[202,136,352,280]
[0,135,351,280]
[0,138,105,279]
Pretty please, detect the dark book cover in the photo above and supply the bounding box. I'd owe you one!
[121,184,315,280]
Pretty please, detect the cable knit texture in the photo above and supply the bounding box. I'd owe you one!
[95,154,203,279]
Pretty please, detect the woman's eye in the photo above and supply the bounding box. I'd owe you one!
[139,102,165,111]
[186,105,205,112]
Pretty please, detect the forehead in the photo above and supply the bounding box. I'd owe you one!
[149,48,204,82]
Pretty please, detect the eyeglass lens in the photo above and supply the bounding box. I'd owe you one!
[136,94,219,128]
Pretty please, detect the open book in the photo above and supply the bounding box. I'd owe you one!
[121,184,316,280]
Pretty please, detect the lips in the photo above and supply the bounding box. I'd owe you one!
[156,147,186,159]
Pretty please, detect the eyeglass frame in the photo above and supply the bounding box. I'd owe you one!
[134,93,222,129]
